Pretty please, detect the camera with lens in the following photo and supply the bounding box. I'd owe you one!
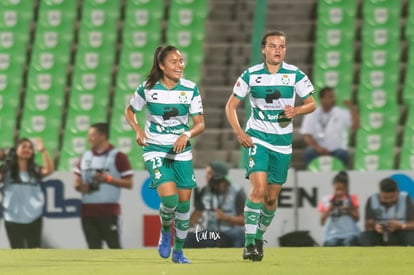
[89,169,103,192]
[379,222,390,244]
[330,199,344,217]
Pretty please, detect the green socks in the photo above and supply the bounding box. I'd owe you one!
[256,206,276,240]
[244,199,262,246]
[174,200,190,251]
[159,194,178,232]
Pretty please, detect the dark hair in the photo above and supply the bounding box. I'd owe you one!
[90,122,109,139]
[4,138,42,183]
[261,31,286,48]
[145,45,179,90]
[333,171,348,185]
[318,87,334,99]
[379,178,398,193]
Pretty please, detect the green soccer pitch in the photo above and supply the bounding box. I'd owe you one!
[0,247,413,275]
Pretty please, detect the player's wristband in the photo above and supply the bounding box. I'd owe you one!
[106,175,113,183]
[182,131,191,138]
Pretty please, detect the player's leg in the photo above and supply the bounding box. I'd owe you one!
[145,157,178,258]
[172,160,196,264]
[157,183,178,258]
[243,145,268,261]
[255,151,290,260]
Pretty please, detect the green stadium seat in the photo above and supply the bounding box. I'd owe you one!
[353,146,395,171]
[166,20,205,47]
[362,0,401,28]
[112,88,132,110]
[19,110,61,163]
[26,70,66,92]
[37,2,76,33]
[58,130,89,171]
[406,0,414,42]
[0,69,23,97]
[361,26,400,48]
[355,127,396,153]
[124,0,163,29]
[29,49,70,75]
[111,133,145,170]
[360,44,400,69]
[71,71,111,93]
[115,67,144,92]
[118,48,153,73]
[307,155,345,172]
[357,81,398,109]
[312,65,353,104]
[399,150,414,170]
[0,1,33,35]
[315,27,355,49]
[73,47,114,75]
[58,149,82,172]
[0,52,25,70]
[77,27,117,51]
[399,122,414,170]
[359,103,399,130]
[80,3,119,33]
[0,105,17,148]
[32,29,73,52]
[23,88,65,113]
[358,65,399,90]
[122,28,162,51]
[0,31,29,56]
[403,43,414,107]
[40,0,77,12]
[67,89,109,114]
[317,0,357,28]
[0,86,19,109]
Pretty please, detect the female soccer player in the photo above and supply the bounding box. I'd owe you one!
[125,45,205,264]
[225,31,316,261]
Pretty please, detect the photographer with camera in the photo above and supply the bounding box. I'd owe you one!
[0,137,54,248]
[318,171,360,246]
[73,122,134,249]
[360,177,414,246]
[185,161,246,248]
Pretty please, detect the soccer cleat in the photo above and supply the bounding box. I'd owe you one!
[255,239,266,261]
[172,250,191,264]
[158,230,171,258]
[242,244,260,261]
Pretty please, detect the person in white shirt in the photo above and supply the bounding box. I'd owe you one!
[300,87,360,167]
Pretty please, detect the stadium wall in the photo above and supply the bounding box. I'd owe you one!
[1,170,413,248]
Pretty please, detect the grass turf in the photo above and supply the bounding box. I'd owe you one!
[0,247,413,275]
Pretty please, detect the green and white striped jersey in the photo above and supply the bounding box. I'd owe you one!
[233,62,314,154]
[129,78,203,161]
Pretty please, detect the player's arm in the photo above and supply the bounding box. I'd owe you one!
[174,114,205,154]
[284,95,316,119]
[225,95,253,148]
[124,105,147,146]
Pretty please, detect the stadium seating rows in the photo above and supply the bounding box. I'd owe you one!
[2,0,207,171]
[311,0,414,171]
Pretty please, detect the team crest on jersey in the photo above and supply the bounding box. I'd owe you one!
[154,169,162,180]
[248,157,255,168]
[156,125,165,133]
[281,74,290,85]
[179,91,187,103]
